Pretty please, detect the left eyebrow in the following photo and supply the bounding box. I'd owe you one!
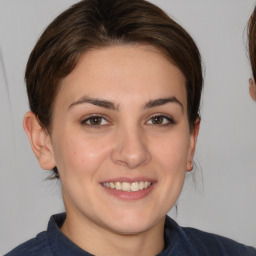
[145,97,184,112]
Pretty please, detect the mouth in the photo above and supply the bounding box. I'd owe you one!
[102,181,152,192]
[100,178,155,200]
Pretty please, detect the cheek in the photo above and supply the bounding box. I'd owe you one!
[149,133,189,214]
[153,132,190,171]
[53,133,111,177]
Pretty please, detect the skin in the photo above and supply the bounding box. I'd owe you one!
[249,77,256,101]
[24,45,200,256]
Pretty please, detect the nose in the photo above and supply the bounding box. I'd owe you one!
[111,126,151,169]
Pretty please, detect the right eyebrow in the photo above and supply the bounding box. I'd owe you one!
[68,96,119,111]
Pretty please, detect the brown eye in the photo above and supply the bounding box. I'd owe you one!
[151,116,164,124]
[147,115,175,125]
[89,117,103,125]
[81,116,108,126]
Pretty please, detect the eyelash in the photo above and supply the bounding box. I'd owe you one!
[81,115,110,127]
[146,115,176,126]
[80,114,175,127]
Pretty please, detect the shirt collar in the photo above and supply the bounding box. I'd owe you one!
[47,213,93,256]
[47,213,191,256]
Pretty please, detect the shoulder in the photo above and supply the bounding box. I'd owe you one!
[182,226,256,255]
[4,231,52,256]
[165,216,256,256]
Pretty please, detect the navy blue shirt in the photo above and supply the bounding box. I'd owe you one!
[5,213,256,256]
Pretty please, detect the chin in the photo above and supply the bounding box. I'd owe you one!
[103,212,163,235]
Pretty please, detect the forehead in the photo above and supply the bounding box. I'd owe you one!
[56,45,187,109]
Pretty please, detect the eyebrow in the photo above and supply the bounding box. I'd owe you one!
[145,97,183,112]
[68,96,118,110]
[68,96,183,111]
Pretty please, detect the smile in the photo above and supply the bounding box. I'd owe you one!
[102,181,152,192]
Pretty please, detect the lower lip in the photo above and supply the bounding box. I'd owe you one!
[101,183,156,201]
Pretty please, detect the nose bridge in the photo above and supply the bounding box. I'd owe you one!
[111,122,151,169]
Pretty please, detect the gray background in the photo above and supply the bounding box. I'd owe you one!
[1,0,256,254]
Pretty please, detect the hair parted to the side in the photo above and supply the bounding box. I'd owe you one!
[25,0,203,178]
[248,6,256,81]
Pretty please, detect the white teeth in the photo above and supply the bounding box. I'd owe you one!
[103,181,152,192]
[131,182,139,192]
[115,182,122,190]
[139,181,144,190]
[122,182,130,192]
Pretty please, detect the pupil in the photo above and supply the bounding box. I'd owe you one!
[91,117,101,125]
[153,116,163,124]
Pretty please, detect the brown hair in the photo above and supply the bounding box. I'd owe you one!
[25,0,203,177]
[248,7,256,81]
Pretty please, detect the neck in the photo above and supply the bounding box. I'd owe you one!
[61,212,165,256]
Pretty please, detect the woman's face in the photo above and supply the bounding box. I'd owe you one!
[47,45,199,234]
[249,78,256,101]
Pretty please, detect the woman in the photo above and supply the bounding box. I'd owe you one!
[6,0,256,255]
[248,6,256,101]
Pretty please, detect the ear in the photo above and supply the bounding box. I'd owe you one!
[23,111,56,170]
[249,78,256,101]
[186,117,200,172]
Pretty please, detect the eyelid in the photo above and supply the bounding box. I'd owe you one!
[146,114,176,125]
[80,114,111,126]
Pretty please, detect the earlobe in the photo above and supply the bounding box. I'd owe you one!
[23,111,56,170]
[186,117,200,171]
[186,161,193,172]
